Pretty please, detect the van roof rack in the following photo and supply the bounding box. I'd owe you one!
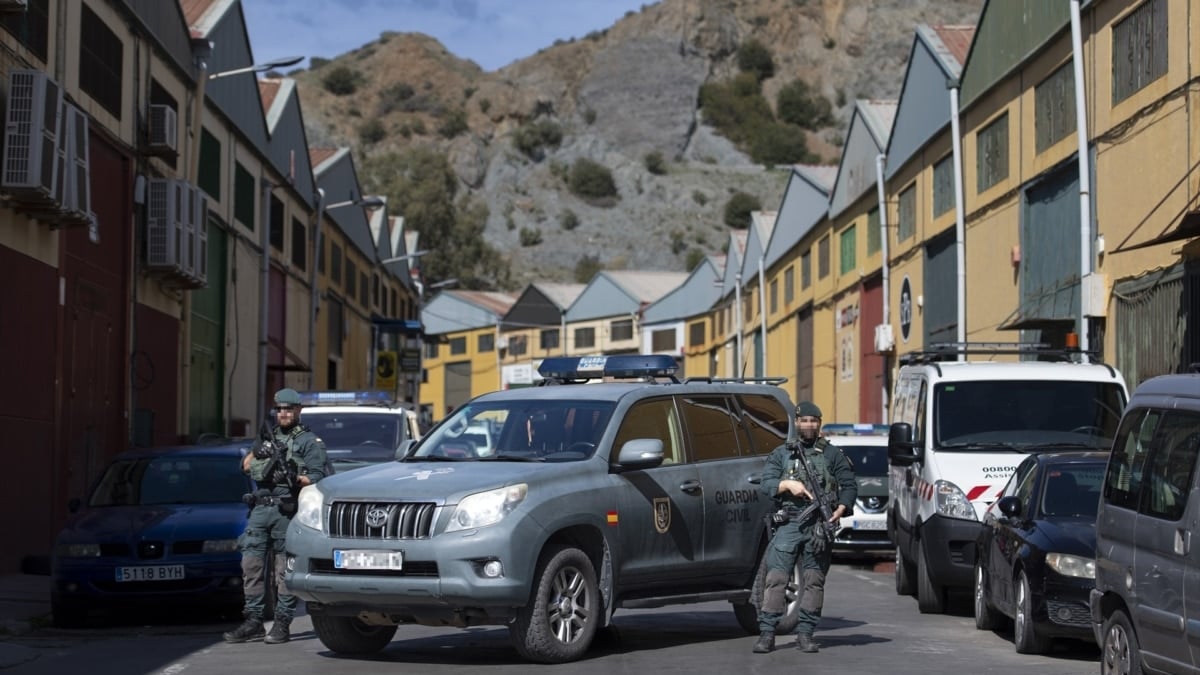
[898,342,1096,365]
[683,376,789,386]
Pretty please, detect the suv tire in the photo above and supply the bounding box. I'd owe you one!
[511,545,600,664]
[311,615,397,654]
[916,542,946,614]
[894,544,915,596]
[1101,609,1141,675]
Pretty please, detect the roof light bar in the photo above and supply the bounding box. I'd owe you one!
[822,423,890,436]
[298,391,394,406]
[537,355,678,380]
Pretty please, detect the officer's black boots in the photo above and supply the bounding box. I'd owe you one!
[223,617,265,643]
[795,634,819,653]
[752,630,775,653]
[264,618,291,644]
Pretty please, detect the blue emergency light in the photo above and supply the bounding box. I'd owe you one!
[537,355,678,380]
[822,423,889,436]
[298,391,395,406]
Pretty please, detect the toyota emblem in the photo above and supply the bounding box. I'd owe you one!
[365,506,390,528]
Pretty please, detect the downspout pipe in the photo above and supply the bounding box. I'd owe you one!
[257,180,273,429]
[734,272,743,377]
[758,255,767,375]
[1070,0,1093,358]
[308,188,325,389]
[949,79,967,359]
[874,153,891,421]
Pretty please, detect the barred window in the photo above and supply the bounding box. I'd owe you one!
[866,208,880,255]
[574,326,595,349]
[345,260,358,299]
[359,272,368,307]
[269,195,285,251]
[801,252,811,289]
[234,163,256,231]
[1035,63,1077,153]
[688,320,706,347]
[329,243,342,286]
[198,129,221,201]
[784,266,795,303]
[898,184,916,241]
[478,333,494,352]
[79,4,122,119]
[449,337,467,355]
[769,279,778,314]
[1112,0,1168,105]
[817,236,830,279]
[976,113,1009,193]
[509,334,527,356]
[932,155,954,217]
[540,329,560,351]
[610,319,634,341]
[839,225,856,276]
[327,297,344,358]
[651,329,675,352]
[290,218,306,270]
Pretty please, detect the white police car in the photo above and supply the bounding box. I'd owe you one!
[285,355,796,663]
[298,391,422,472]
[823,423,890,554]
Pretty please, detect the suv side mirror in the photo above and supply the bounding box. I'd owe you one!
[613,438,664,471]
[997,496,1022,519]
[888,423,922,465]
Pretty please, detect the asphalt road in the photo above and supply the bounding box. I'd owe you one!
[1,561,1100,674]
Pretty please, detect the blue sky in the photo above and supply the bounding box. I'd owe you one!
[242,0,654,73]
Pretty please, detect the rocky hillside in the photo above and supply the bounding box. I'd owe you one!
[291,0,983,288]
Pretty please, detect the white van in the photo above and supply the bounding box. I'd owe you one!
[886,344,1128,613]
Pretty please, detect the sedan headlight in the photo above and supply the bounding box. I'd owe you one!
[934,480,977,520]
[55,543,100,558]
[446,484,528,533]
[201,539,240,553]
[1046,552,1095,579]
[295,484,325,531]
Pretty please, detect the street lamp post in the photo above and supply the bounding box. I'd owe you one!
[307,193,385,389]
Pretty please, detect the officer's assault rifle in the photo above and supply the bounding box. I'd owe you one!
[253,420,299,490]
[773,441,841,547]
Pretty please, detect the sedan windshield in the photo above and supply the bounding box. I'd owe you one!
[411,400,616,462]
[838,443,888,477]
[89,456,248,506]
[1039,461,1106,519]
[935,380,1126,449]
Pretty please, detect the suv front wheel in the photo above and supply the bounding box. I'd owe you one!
[311,614,397,654]
[510,545,600,663]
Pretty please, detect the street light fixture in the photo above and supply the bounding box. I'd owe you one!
[208,55,304,80]
[379,250,428,265]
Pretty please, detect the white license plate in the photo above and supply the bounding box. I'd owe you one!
[115,565,185,582]
[334,549,404,570]
[849,519,887,531]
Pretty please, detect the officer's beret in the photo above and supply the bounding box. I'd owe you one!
[794,401,822,419]
[274,388,303,406]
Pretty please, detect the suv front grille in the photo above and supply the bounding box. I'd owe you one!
[328,501,437,539]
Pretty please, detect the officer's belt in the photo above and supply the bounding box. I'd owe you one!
[250,494,291,507]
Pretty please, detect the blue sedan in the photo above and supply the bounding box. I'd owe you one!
[51,442,254,626]
[973,450,1107,654]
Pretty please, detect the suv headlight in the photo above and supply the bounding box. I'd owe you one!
[1046,553,1095,579]
[446,484,528,533]
[934,480,977,520]
[295,485,325,531]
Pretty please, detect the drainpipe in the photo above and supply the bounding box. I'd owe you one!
[758,255,767,375]
[875,153,891,420]
[257,180,273,429]
[949,78,967,359]
[308,188,326,389]
[1070,0,1093,357]
[734,272,743,376]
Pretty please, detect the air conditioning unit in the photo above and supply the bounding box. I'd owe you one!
[146,105,177,157]
[2,69,63,202]
[496,336,509,350]
[0,1,29,13]
[190,185,209,287]
[146,178,185,273]
[874,323,895,354]
[55,102,91,227]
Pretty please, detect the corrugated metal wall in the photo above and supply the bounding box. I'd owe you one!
[1022,164,1081,322]
[1114,262,1199,389]
[923,229,958,344]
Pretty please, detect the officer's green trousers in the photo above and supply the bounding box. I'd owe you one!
[238,504,297,620]
[757,521,832,636]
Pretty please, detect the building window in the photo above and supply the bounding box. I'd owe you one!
[574,326,595,349]
[932,155,954,217]
[290,218,306,270]
[1,0,49,62]
[269,195,285,251]
[234,163,256,231]
[866,207,880,254]
[817,236,830,279]
[359,272,368,307]
[784,266,795,303]
[688,320,706,347]
[345,260,357,298]
[327,297,344,358]
[839,224,856,275]
[79,4,122,120]
[317,236,325,275]
[372,273,380,308]
[610,319,634,341]
[800,252,811,289]
[330,243,342,286]
[424,341,439,359]
[478,333,494,352]
[380,286,388,315]
[651,329,676,352]
[897,184,916,241]
[976,112,1009,193]
[509,334,527,356]
[1112,0,1168,105]
[449,336,467,355]
[540,328,560,351]
[1036,63,1077,153]
[198,129,221,200]
[769,279,778,314]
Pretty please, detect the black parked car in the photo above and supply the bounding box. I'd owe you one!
[973,450,1107,654]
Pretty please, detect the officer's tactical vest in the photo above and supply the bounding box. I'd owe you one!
[783,438,836,505]
[247,425,304,483]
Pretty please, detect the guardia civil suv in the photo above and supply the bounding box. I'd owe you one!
[285,355,794,663]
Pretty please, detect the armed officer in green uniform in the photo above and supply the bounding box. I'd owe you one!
[223,388,328,645]
[752,401,856,654]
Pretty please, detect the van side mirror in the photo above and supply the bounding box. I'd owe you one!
[997,496,1022,519]
[888,423,922,465]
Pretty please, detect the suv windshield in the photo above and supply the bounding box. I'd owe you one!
[934,380,1126,449]
[304,412,405,466]
[412,400,616,462]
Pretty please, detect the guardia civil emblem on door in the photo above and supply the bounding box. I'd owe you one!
[653,497,671,534]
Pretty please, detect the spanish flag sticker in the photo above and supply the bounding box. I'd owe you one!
[606,511,619,526]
